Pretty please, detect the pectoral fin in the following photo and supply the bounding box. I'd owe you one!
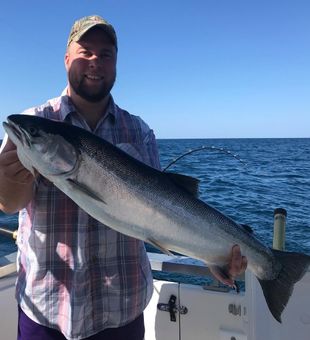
[147,238,174,256]
[66,179,106,204]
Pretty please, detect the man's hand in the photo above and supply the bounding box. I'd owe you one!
[209,245,248,288]
[0,138,35,213]
[0,149,34,185]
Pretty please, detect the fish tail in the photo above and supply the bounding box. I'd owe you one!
[257,249,310,323]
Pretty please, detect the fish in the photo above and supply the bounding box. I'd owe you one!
[3,114,310,323]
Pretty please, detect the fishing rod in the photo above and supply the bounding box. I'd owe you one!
[163,145,246,172]
[0,227,17,240]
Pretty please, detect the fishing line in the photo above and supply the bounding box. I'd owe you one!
[163,145,247,172]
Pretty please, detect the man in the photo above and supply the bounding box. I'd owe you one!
[0,15,247,340]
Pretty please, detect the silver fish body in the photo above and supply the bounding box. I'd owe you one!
[3,114,310,323]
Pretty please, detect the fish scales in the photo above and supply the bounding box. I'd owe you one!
[76,134,272,272]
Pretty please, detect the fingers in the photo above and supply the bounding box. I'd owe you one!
[0,138,17,153]
[0,150,34,184]
[0,149,20,165]
[240,255,248,273]
[209,245,248,290]
[229,244,247,278]
[12,168,35,184]
[209,265,234,287]
[4,139,17,152]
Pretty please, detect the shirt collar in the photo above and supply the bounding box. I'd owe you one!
[59,87,117,125]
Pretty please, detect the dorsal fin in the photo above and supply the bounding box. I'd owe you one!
[240,223,253,233]
[165,172,200,197]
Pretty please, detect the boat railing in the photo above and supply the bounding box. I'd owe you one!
[0,252,17,278]
[147,252,244,292]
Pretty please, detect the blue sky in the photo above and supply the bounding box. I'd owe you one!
[0,0,309,138]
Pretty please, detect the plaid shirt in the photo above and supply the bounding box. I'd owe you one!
[15,91,161,339]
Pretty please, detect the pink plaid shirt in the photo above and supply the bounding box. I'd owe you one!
[15,91,161,339]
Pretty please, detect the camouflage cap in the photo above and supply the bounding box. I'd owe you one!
[67,15,117,48]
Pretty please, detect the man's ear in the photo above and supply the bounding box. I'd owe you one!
[64,52,70,72]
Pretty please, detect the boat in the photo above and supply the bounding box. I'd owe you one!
[1,246,310,340]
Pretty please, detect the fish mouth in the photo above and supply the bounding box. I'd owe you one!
[3,119,31,148]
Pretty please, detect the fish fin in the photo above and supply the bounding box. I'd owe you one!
[239,223,253,233]
[165,172,200,197]
[66,179,106,204]
[258,249,310,323]
[147,238,175,256]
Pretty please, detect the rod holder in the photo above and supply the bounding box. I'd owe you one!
[273,208,287,250]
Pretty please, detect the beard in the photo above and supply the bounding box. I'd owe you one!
[68,69,116,103]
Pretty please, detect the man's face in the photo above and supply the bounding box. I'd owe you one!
[65,27,117,102]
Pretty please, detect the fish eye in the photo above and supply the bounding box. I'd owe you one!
[28,126,38,136]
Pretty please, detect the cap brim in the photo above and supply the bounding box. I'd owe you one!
[69,23,116,47]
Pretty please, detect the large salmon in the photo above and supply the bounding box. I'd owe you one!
[3,114,310,322]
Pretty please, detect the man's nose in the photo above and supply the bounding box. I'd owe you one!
[89,55,102,66]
